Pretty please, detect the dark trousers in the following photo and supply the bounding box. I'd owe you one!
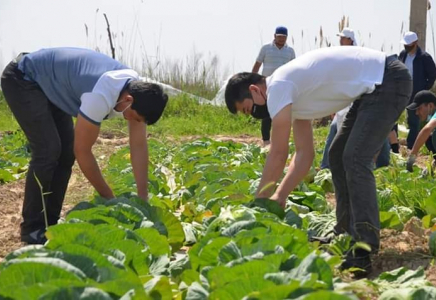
[407,109,420,149]
[321,120,337,169]
[1,57,75,238]
[329,59,412,251]
[261,117,272,141]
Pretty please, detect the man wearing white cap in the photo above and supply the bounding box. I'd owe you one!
[252,26,296,146]
[399,31,436,149]
[337,27,357,46]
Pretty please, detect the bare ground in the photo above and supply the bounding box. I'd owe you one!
[0,135,129,260]
[1,135,436,286]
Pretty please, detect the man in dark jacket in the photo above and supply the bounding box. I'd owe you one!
[399,31,436,149]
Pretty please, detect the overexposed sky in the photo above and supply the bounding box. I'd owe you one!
[0,0,434,79]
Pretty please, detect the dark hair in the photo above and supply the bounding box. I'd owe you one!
[128,81,168,125]
[224,72,265,114]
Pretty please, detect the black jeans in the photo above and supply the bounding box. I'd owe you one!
[1,56,75,238]
[329,58,412,251]
[261,117,272,141]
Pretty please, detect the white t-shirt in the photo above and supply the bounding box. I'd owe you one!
[405,53,415,78]
[79,69,139,125]
[332,104,352,129]
[266,46,386,120]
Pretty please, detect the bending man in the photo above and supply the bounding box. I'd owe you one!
[224,46,411,276]
[1,48,168,244]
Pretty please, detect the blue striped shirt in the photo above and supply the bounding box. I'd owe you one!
[256,42,296,76]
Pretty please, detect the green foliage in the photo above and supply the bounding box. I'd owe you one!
[375,162,435,218]
[0,94,19,132]
[1,133,436,299]
[0,130,29,183]
[99,94,261,138]
[249,198,285,219]
[314,169,334,193]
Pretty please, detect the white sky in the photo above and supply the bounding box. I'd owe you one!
[0,0,435,79]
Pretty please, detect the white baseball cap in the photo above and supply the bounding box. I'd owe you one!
[337,28,356,45]
[400,31,418,45]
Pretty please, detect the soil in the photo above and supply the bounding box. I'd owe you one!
[1,135,436,286]
[372,219,436,282]
[0,135,129,260]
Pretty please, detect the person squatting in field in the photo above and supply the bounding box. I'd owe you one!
[0,47,168,245]
[224,46,412,277]
[406,90,436,171]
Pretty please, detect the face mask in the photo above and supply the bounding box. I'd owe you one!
[107,103,131,119]
[404,45,414,53]
[251,103,270,119]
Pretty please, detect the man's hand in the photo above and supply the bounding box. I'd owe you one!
[407,154,417,172]
[270,194,286,208]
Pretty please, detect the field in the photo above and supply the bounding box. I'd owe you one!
[1,90,436,300]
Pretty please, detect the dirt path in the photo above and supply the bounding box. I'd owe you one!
[1,135,435,285]
[0,135,130,260]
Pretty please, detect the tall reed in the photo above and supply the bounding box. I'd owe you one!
[85,10,225,99]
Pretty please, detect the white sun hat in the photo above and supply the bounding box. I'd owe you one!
[400,31,418,45]
[337,28,357,45]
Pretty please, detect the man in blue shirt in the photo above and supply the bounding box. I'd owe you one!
[252,26,295,146]
[1,48,168,244]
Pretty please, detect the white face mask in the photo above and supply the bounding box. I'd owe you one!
[107,103,131,119]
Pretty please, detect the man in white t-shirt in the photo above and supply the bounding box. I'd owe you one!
[252,26,296,146]
[320,28,356,169]
[225,46,412,277]
[1,48,168,244]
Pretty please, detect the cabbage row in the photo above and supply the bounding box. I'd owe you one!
[1,139,436,299]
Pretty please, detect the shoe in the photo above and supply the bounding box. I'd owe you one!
[309,235,335,244]
[21,228,47,245]
[339,249,372,279]
[308,229,338,244]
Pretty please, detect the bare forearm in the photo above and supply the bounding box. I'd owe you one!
[411,128,432,155]
[130,142,149,200]
[274,151,314,201]
[129,121,149,201]
[256,150,288,198]
[252,62,261,74]
[76,150,113,199]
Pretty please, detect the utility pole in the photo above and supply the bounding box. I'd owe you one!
[410,0,428,50]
